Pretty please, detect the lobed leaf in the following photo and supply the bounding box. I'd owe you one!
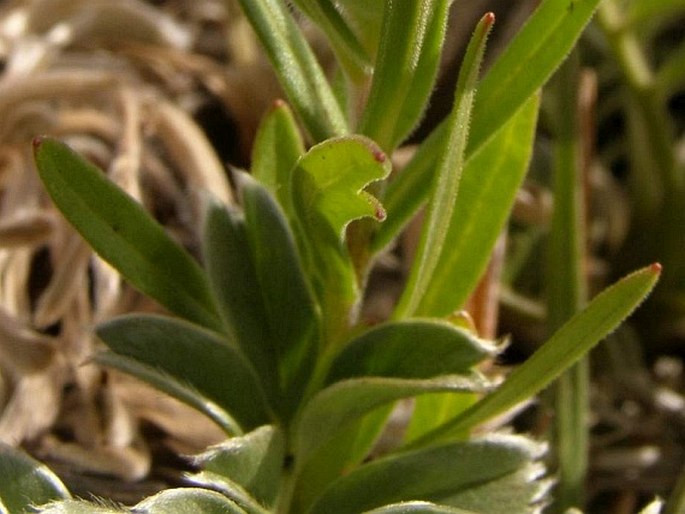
[290,136,390,339]
[96,314,272,431]
[307,435,546,514]
[33,137,221,332]
[0,444,70,512]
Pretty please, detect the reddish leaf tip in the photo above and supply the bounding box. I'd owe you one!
[273,98,287,108]
[375,204,387,222]
[32,136,45,150]
[484,12,495,25]
[650,262,662,273]
[372,148,386,163]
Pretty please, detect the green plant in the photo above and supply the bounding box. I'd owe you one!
[0,0,667,513]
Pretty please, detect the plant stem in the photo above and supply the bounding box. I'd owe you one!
[546,50,589,512]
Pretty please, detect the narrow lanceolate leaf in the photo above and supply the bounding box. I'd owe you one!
[307,435,547,514]
[394,13,495,319]
[190,426,284,509]
[468,0,603,155]
[33,137,222,332]
[291,0,371,82]
[410,264,661,444]
[294,374,490,467]
[290,136,391,340]
[359,0,451,152]
[415,94,540,316]
[374,0,603,251]
[0,444,70,512]
[95,352,242,436]
[97,314,272,431]
[233,0,348,141]
[251,100,305,219]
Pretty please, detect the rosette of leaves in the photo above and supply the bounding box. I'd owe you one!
[0,0,665,512]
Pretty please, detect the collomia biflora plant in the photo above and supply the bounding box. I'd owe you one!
[0,1,664,513]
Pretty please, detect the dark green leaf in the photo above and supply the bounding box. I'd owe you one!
[0,444,70,512]
[241,175,320,413]
[96,314,272,431]
[307,435,546,514]
[33,137,221,332]
[326,320,496,384]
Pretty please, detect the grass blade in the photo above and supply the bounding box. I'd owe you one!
[33,137,221,332]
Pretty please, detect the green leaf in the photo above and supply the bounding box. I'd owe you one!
[294,374,490,467]
[290,136,390,340]
[307,435,546,514]
[468,0,603,156]
[202,200,280,404]
[325,320,496,384]
[241,175,320,413]
[414,93,540,316]
[250,100,305,220]
[186,473,268,514]
[394,12,495,318]
[358,0,452,152]
[134,488,248,513]
[334,0,385,56]
[95,353,241,436]
[0,444,70,513]
[291,0,371,82]
[190,426,284,509]
[627,0,685,25]
[203,178,320,418]
[33,137,221,332]
[37,500,123,513]
[96,314,272,431]
[409,264,661,444]
[234,0,348,141]
[363,502,477,514]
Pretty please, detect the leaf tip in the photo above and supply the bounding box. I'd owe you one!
[372,148,387,164]
[272,98,287,109]
[32,136,46,151]
[650,262,662,274]
[483,11,496,27]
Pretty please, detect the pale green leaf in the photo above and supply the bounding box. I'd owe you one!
[394,13,495,318]
[359,0,452,152]
[134,488,248,513]
[410,264,661,444]
[190,426,284,508]
[363,502,477,514]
